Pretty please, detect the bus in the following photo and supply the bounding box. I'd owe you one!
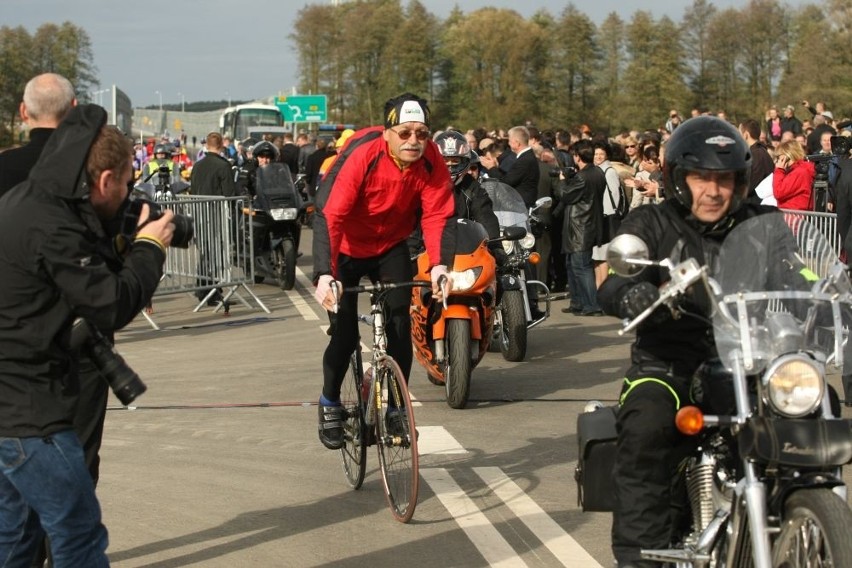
[219,104,287,142]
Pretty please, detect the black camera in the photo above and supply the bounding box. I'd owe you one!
[549,166,578,179]
[71,319,146,406]
[124,197,194,249]
[146,200,194,248]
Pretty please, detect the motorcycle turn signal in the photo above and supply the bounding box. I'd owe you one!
[675,406,704,435]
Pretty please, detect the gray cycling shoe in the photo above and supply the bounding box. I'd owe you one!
[318,403,345,450]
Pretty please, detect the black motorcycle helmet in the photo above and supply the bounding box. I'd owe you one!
[252,140,279,161]
[664,116,751,215]
[153,143,170,158]
[435,131,472,181]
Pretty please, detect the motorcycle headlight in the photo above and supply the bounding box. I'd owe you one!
[270,207,298,221]
[450,267,482,292]
[520,234,536,250]
[502,240,515,254]
[762,355,824,417]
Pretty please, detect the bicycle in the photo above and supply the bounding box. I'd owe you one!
[334,280,426,523]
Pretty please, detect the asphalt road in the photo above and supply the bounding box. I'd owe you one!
[98,236,851,568]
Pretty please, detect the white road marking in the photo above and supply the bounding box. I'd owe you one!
[421,468,529,568]
[474,467,603,567]
[417,426,467,455]
[292,267,320,320]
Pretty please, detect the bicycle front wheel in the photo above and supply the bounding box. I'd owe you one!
[340,351,367,489]
[375,356,419,523]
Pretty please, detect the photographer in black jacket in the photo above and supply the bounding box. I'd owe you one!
[0,105,174,567]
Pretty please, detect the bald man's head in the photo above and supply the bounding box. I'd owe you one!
[21,73,77,128]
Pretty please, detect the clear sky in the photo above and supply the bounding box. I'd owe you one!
[3,0,808,108]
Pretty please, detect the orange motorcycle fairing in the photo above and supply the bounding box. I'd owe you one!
[410,219,498,385]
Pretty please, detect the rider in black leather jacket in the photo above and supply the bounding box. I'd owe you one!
[597,116,769,568]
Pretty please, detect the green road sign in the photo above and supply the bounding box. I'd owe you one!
[275,95,327,122]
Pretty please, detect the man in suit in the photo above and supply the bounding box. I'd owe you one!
[0,73,76,197]
[479,125,540,208]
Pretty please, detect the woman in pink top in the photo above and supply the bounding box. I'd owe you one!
[772,139,814,210]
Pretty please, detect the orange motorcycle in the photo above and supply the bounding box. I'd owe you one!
[411,219,524,408]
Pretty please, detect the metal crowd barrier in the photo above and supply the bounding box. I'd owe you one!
[781,209,840,258]
[141,195,269,329]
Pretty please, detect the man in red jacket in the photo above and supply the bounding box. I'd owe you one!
[312,93,456,449]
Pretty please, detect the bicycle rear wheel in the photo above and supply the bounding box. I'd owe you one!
[375,356,419,523]
[340,351,367,489]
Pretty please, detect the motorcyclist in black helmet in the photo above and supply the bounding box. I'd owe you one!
[432,130,506,265]
[243,140,280,196]
[597,116,777,568]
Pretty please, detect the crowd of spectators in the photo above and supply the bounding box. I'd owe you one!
[439,99,851,295]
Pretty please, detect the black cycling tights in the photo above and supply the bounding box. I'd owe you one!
[321,242,414,403]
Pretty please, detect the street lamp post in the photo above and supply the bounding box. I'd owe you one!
[178,92,185,112]
[225,91,230,107]
[155,90,162,111]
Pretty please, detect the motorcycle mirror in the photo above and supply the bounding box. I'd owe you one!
[606,234,651,277]
[533,196,553,210]
[501,225,527,241]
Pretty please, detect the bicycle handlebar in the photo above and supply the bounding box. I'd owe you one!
[342,280,429,294]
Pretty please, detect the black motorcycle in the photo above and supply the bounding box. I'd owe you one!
[577,215,852,567]
[242,163,304,290]
[482,179,552,362]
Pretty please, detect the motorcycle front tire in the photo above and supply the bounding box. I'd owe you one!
[498,290,527,362]
[445,319,472,409]
[277,239,297,290]
[771,488,852,567]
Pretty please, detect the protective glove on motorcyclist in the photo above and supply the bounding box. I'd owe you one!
[430,265,453,302]
[619,281,660,320]
[315,274,340,313]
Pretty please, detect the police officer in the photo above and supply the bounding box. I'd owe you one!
[597,116,764,567]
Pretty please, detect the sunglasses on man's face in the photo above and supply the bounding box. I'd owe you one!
[626,144,637,148]
[391,127,430,141]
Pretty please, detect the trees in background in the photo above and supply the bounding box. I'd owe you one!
[289,0,852,133]
[0,22,96,146]
[2,1,850,145]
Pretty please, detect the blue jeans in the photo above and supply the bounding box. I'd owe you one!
[0,430,109,568]
[565,250,600,313]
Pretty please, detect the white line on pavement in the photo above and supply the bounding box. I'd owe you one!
[417,426,467,455]
[474,467,603,568]
[421,468,529,568]
[291,267,320,320]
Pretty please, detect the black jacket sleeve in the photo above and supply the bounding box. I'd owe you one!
[41,217,165,332]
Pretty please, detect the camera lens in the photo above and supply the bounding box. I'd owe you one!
[88,335,147,405]
[170,214,194,248]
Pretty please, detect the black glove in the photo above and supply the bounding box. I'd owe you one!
[619,281,659,319]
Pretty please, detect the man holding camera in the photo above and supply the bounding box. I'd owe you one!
[0,104,174,566]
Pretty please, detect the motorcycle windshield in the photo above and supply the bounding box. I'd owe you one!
[255,164,302,207]
[454,218,490,256]
[712,212,852,373]
[481,180,529,229]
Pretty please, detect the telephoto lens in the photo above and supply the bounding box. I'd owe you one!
[72,319,147,406]
[87,331,147,405]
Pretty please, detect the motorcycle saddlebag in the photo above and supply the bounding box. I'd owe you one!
[575,405,618,512]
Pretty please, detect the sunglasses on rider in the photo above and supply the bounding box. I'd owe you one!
[391,127,431,141]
